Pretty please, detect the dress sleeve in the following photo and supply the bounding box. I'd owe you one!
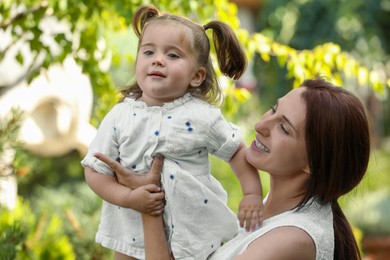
[80,105,121,176]
[206,108,242,162]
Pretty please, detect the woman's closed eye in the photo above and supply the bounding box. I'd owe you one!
[270,104,290,135]
[279,123,289,135]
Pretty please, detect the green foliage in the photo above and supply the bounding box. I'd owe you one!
[342,149,390,236]
[245,31,389,94]
[2,0,387,121]
[258,0,390,60]
[1,0,390,257]
[254,0,390,135]
[0,222,27,259]
[29,183,112,259]
[346,189,390,236]
[0,197,75,259]
[0,109,22,157]
[15,149,84,197]
[0,185,111,259]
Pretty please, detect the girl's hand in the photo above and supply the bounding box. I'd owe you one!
[237,194,264,232]
[129,184,165,215]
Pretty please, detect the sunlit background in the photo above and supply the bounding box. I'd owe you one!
[1,0,389,259]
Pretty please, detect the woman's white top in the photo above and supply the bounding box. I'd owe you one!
[81,93,241,259]
[209,197,334,260]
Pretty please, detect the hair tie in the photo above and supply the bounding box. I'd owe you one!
[203,24,209,30]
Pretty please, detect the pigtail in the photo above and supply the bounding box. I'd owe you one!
[204,21,247,80]
[133,5,160,38]
[332,200,361,260]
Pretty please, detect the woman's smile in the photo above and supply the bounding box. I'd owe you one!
[251,139,270,153]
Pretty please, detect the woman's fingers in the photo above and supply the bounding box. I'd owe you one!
[94,152,121,171]
[150,154,164,175]
[148,154,164,187]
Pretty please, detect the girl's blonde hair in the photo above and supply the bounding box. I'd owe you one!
[121,5,247,104]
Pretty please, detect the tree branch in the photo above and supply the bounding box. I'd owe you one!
[0,1,49,30]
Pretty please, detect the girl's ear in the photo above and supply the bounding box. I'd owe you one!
[190,67,206,88]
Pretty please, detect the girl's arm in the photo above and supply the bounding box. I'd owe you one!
[229,141,264,231]
[92,153,171,259]
[84,165,164,214]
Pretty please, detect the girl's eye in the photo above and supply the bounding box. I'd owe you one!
[167,53,179,59]
[143,50,154,56]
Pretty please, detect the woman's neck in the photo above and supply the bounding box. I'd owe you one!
[262,174,309,219]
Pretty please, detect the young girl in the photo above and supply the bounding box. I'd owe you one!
[81,5,263,260]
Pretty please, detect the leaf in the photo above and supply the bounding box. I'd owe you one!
[357,66,369,85]
[15,51,24,65]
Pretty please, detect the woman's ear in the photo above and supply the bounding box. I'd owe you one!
[190,67,206,88]
[303,165,311,175]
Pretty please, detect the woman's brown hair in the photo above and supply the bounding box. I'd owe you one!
[120,5,247,104]
[298,78,370,260]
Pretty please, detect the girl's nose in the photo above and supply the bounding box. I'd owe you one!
[152,55,164,66]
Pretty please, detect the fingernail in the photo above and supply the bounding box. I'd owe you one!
[153,153,163,160]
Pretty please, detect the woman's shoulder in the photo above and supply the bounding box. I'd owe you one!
[236,226,315,259]
[210,199,334,259]
[244,200,334,259]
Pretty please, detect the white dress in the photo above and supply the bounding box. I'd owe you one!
[209,197,334,260]
[81,93,240,259]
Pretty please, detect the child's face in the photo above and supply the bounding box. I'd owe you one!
[135,23,205,106]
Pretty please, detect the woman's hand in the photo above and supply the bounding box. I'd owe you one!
[94,153,165,215]
[238,194,264,232]
[94,153,163,188]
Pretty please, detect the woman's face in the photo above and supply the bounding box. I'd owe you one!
[246,87,309,177]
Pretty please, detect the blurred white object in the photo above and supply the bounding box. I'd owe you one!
[0,175,17,210]
[0,57,96,156]
[0,147,17,210]
[0,5,98,209]
[0,11,98,157]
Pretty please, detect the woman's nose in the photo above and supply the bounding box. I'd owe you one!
[255,119,271,137]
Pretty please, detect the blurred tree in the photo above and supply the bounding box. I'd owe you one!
[255,0,390,137]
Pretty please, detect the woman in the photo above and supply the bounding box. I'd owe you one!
[95,78,370,259]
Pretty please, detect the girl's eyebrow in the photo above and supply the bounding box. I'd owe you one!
[140,42,185,54]
[139,42,154,48]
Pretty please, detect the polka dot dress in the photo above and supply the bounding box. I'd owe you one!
[81,94,241,259]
